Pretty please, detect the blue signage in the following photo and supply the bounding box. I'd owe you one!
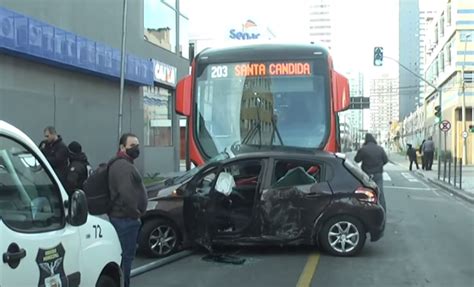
[0,7,153,86]
[229,29,260,40]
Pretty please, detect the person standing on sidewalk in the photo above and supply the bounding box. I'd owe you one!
[39,126,69,185]
[108,133,147,287]
[355,133,388,210]
[406,144,419,171]
[65,141,90,195]
[422,136,435,171]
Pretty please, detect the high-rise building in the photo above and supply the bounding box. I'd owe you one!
[340,72,365,149]
[370,75,400,144]
[308,0,332,50]
[399,0,420,120]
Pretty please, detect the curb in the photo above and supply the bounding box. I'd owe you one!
[131,250,194,278]
[422,176,474,204]
[389,157,474,204]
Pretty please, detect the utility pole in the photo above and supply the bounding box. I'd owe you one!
[118,0,128,140]
[461,33,471,165]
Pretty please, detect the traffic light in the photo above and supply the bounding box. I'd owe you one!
[434,105,441,121]
[373,47,383,66]
[470,124,474,133]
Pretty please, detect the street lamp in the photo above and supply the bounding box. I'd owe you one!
[461,33,471,165]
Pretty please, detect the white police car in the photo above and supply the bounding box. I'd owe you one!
[0,121,123,286]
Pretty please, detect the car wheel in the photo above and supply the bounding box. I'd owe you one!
[319,215,366,257]
[138,218,180,258]
[96,274,118,287]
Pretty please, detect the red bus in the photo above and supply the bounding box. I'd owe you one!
[176,43,350,166]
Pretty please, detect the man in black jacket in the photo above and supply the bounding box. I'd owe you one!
[39,126,69,185]
[406,144,419,171]
[108,133,147,287]
[355,133,388,210]
[65,141,89,195]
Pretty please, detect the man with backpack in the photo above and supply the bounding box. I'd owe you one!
[107,133,147,287]
[65,141,90,195]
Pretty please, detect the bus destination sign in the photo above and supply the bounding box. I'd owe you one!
[209,62,312,78]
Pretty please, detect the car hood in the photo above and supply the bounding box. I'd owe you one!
[147,180,188,200]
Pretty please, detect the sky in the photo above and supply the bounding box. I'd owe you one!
[184,0,402,76]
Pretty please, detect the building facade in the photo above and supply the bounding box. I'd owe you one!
[423,0,474,164]
[0,0,191,174]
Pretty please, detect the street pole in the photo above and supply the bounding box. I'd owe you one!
[461,34,471,165]
[118,0,128,140]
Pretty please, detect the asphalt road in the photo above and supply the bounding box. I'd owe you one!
[131,162,474,287]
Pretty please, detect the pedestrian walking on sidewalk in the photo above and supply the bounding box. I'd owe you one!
[355,133,388,210]
[406,144,419,171]
[422,136,435,171]
[108,133,147,287]
[419,139,426,170]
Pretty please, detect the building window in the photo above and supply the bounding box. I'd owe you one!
[440,51,445,73]
[446,43,452,67]
[447,3,452,26]
[179,15,189,59]
[440,15,444,38]
[434,24,438,44]
[144,0,177,53]
[144,86,173,146]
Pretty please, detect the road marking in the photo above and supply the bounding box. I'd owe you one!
[385,186,431,191]
[383,172,391,181]
[296,252,320,287]
[401,172,419,183]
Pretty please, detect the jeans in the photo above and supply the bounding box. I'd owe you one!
[110,217,141,287]
[371,173,386,211]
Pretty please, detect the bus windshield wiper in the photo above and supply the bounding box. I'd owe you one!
[242,97,263,147]
[270,114,284,147]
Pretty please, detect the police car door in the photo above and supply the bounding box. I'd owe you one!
[0,134,81,286]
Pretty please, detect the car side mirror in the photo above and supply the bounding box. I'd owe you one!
[68,190,88,226]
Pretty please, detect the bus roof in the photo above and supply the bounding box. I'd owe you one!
[196,42,330,63]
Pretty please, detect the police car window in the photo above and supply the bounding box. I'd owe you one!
[0,136,64,232]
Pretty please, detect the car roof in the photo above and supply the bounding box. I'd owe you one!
[0,120,37,148]
[228,147,340,162]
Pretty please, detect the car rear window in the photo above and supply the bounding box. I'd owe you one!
[343,158,373,186]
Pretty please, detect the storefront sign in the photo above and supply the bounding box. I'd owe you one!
[153,60,177,86]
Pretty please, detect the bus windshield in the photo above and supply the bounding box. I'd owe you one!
[195,60,330,158]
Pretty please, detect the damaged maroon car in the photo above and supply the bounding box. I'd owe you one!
[139,150,385,258]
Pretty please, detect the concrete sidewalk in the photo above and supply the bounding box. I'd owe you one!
[388,151,474,204]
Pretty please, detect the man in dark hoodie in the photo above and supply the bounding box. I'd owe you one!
[108,133,147,287]
[355,133,388,210]
[39,126,69,185]
[406,143,419,171]
[65,141,89,195]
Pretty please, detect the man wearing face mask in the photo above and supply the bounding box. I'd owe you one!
[108,133,147,287]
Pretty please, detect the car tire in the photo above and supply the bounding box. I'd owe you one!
[319,215,366,257]
[96,274,118,287]
[138,218,181,258]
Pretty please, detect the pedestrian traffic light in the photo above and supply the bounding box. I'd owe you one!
[434,105,441,119]
[470,124,474,133]
[373,47,383,66]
